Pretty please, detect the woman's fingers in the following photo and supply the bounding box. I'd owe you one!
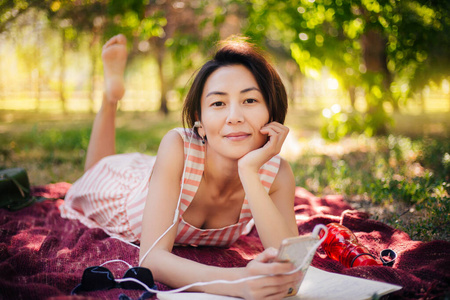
[267,271,302,298]
[243,253,304,299]
[259,122,289,153]
[244,270,301,300]
[254,247,278,263]
[248,259,294,277]
[237,122,290,175]
[261,122,289,141]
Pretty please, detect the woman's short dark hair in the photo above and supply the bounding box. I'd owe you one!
[182,36,288,132]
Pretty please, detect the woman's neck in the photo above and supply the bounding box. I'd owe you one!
[203,148,242,193]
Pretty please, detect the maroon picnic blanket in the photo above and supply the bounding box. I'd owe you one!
[0,183,448,299]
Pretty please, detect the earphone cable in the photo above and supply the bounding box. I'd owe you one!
[138,128,197,266]
[118,224,328,295]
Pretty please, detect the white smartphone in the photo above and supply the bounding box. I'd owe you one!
[277,231,323,297]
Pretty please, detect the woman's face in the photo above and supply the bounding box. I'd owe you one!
[199,64,270,160]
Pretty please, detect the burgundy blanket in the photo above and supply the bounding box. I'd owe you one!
[0,183,448,299]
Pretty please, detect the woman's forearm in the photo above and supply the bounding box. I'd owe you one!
[239,171,297,249]
[143,247,301,299]
[143,248,245,297]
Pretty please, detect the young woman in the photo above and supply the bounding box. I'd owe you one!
[60,34,300,299]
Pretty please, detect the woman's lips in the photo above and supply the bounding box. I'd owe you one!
[224,132,250,141]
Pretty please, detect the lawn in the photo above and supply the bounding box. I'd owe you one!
[1,109,449,242]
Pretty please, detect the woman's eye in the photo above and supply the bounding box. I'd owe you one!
[244,98,257,104]
[211,101,224,107]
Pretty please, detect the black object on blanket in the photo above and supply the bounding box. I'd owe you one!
[0,168,35,211]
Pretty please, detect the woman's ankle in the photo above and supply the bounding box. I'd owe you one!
[98,97,118,115]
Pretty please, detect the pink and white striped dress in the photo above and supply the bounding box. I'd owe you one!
[60,128,280,247]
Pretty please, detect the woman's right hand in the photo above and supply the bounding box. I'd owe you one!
[238,247,303,300]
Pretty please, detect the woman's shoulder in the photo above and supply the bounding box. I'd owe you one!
[171,127,195,140]
[159,128,190,146]
[159,128,205,158]
[276,157,294,179]
[169,127,204,149]
[157,129,184,156]
[270,156,295,192]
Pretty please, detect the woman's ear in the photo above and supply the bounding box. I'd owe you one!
[194,113,205,137]
[197,124,205,138]
[194,120,206,143]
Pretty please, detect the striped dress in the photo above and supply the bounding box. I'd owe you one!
[59,128,281,247]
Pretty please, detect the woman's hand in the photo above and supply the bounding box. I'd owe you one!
[237,247,303,300]
[238,122,289,176]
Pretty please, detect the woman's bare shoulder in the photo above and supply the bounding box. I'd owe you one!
[270,157,295,194]
[159,129,184,151]
[153,129,185,175]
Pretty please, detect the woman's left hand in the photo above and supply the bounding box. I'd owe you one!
[238,122,289,175]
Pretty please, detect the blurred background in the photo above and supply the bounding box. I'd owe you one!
[0,0,449,241]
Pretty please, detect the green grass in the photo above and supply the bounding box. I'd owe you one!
[1,109,449,242]
[290,134,449,241]
[0,111,181,185]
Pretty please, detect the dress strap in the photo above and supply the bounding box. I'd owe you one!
[172,128,205,217]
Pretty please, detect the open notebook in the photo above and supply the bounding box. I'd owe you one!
[157,266,402,300]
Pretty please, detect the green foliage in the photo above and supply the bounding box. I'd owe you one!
[367,174,450,241]
[2,0,449,126]
[291,134,449,241]
[243,0,450,138]
[0,0,53,32]
[106,0,167,41]
[320,106,395,141]
[417,138,450,181]
[321,111,364,141]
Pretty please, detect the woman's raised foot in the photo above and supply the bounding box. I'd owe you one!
[101,34,128,104]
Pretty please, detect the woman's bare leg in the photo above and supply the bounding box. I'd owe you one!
[84,34,128,171]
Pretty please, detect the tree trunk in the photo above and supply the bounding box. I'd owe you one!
[0,54,3,101]
[33,11,41,112]
[361,30,391,135]
[348,86,356,109]
[157,44,169,115]
[362,30,399,112]
[88,34,99,114]
[34,39,41,111]
[420,90,426,114]
[33,68,41,112]
[59,28,67,114]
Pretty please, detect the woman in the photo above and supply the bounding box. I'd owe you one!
[61,34,300,299]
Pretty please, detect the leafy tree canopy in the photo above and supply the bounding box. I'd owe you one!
[1,0,449,138]
[243,0,450,138]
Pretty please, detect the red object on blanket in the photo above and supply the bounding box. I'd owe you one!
[320,222,380,267]
[0,184,448,300]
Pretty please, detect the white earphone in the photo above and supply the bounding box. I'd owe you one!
[194,121,202,128]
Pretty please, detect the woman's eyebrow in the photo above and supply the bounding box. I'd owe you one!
[205,91,227,98]
[206,87,261,98]
[240,87,261,94]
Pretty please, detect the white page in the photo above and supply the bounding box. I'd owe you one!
[292,267,402,300]
[157,266,402,300]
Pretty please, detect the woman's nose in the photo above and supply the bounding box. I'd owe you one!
[226,103,244,124]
